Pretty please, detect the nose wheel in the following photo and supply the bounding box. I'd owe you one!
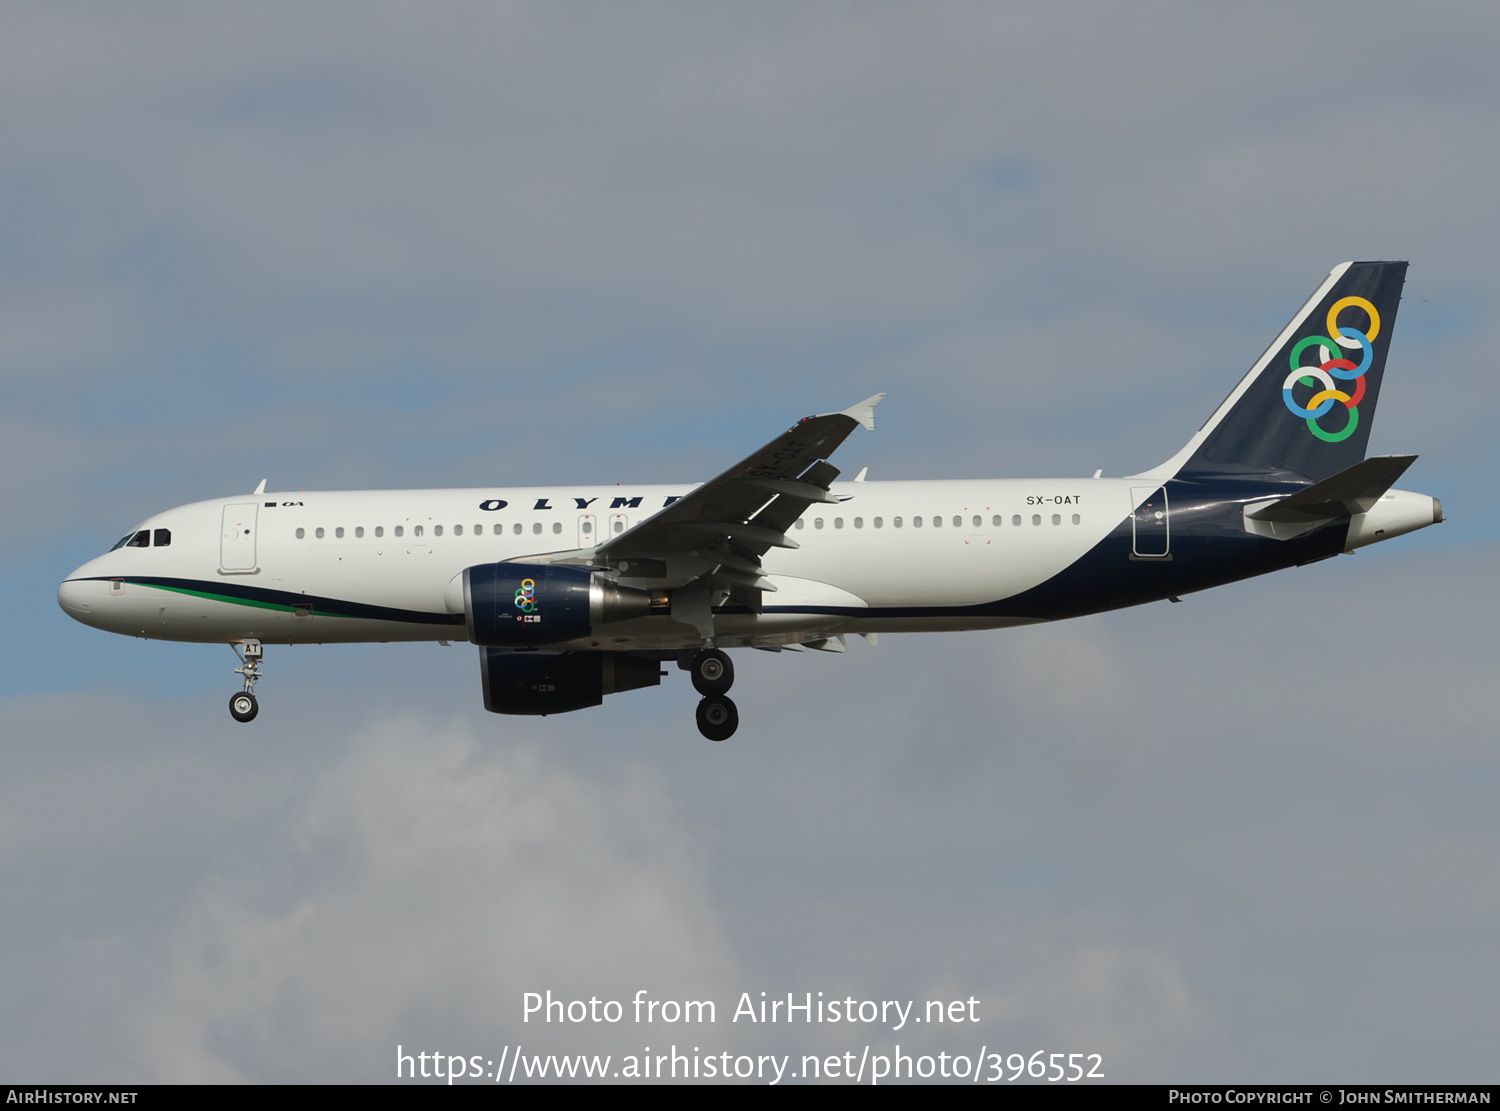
[696,695,738,741]
[229,691,259,722]
[229,639,264,724]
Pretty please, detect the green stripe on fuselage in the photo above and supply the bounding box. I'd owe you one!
[136,581,370,619]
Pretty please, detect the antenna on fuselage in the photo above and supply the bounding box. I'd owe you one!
[253,478,267,495]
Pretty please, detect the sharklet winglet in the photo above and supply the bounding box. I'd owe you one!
[826,392,886,432]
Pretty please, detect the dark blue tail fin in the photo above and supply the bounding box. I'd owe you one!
[1175,261,1407,481]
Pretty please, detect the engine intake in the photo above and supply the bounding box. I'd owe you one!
[463,562,654,647]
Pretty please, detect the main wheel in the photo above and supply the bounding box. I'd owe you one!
[229,691,259,723]
[689,648,734,696]
[695,695,738,741]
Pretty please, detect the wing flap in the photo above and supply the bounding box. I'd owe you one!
[597,397,882,565]
[593,395,883,607]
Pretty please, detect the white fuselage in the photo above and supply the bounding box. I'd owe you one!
[58,478,1127,649]
[58,476,1442,653]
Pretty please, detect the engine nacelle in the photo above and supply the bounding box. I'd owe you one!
[480,649,662,715]
[463,562,654,647]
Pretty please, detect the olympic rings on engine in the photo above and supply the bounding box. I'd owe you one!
[514,578,537,613]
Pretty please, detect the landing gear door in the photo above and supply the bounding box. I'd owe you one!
[220,503,259,573]
[1130,486,1170,559]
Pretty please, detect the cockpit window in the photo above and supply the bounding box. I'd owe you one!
[125,530,150,548]
[153,528,171,547]
[109,534,132,552]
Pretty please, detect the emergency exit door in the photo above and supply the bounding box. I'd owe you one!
[1130,486,1170,559]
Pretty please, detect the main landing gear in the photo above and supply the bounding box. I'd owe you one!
[229,639,263,723]
[686,648,737,741]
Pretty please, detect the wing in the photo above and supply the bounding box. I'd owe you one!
[595,393,885,604]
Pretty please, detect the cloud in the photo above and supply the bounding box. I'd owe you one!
[6,543,1499,1081]
[2,705,737,1081]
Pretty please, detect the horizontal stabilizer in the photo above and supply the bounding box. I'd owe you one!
[1246,454,1418,522]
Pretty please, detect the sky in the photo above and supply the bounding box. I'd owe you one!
[2,0,1497,1084]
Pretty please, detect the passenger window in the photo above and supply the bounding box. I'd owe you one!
[533,522,542,535]
[126,530,149,548]
[795,519,805,529]
[956,516,964,528]
[475,524,483,535]
[552,521,562,534]
[414,525,424,537]
[1072,513,1081,525]
[433,525,442,537]
[913,516,923,528]
[335,527,344,538]
[815,518,824,529]
[153,528,172,547]
[894,517,903,528]
[1032,514,1041,526]
[854,517,863,528]
[992,515,1001,527]
[454,525,463,536]
[1012,515,1022,527]
[315,527,325,539]
[375,526,384,538]
[834,518,843,529]
[395,526,404,538]
[874,517,883,528]
[1052,514,1061,526]
[355,527,364,538]
[932,515,941,528]
[296,528,305,540]
[513,523,522,535]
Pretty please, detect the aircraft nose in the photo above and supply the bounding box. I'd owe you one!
[57,575,101,624]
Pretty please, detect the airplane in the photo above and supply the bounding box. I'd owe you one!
[58,261,1442,740]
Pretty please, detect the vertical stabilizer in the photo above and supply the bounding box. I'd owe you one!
[1168,261,1407,481]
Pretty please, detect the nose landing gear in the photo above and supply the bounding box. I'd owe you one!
[229,690,258,722]
[686,648,738,740]
[229,640,263,723]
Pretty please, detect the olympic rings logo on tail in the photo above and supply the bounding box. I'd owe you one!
[514,578,537,614]
[1280,296,1380,443]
